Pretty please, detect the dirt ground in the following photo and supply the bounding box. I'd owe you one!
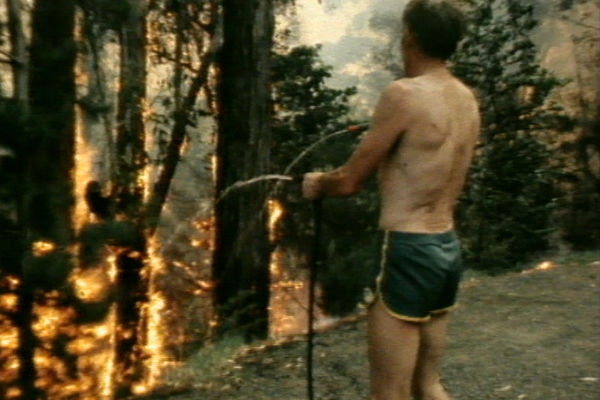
[146,252,599,400]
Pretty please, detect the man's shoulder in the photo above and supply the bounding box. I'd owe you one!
[386,78,419,93]
[379,79,419,108]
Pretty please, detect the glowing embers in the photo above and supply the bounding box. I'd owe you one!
[522,260,557,274]
[134,236,169,395]
[534,261,555,271]
[191,217,215,252]
[29,296,83,399]
[0,293,18,313]
[72,267,113,303]
[0,274,20,398]
[0,320,19,397]
[33,301,77,341]
[32,240,56,257]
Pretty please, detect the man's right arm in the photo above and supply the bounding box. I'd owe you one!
[303,80,413,199]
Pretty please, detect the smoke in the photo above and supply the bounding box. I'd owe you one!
[295,0,410,117]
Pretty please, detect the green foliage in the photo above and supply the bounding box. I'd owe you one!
[270,45,379,316]
[161,335,245,388]
[458,134,561,271]
[79,220,143,266]
[214,289,267,340]
[22,250,73,291]
[318,197,380,315]
[271,45,358,172]
[452,0,571,271]
[78,0,131,32]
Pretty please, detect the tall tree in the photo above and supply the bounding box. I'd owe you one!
[111,0,150,395]
[18,0,77,398]
[213,0,275,340]
[2,0,222,396]
[269,45,377,317]
[6,0,28,107]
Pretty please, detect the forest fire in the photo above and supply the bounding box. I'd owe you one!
[14,227,176,399]
[0,89,181,399]
[267,198,318,337]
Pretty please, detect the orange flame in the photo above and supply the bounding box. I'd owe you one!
[535,261,555,271]
[131,236,169,395]
[72,268,112,302]
[32,241,56,257]
[268,199,285,242]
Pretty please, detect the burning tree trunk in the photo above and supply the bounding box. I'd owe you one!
[112,0,149,396]
[213,0,275,341]
[0,104,23,399]
[74,0,222,394]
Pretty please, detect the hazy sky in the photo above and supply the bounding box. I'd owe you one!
[295,0,410,116]
[293,0,596,117]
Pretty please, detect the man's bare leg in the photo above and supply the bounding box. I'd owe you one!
[368,299,420,400]
[412,313,452,400]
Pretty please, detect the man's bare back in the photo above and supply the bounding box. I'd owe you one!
[378,70,480,233]
[302,3,475,399]
[302,68,480,236]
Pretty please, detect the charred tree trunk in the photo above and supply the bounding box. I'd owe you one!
[113,0,149,396]
[19,0,77,398]
[213,0,275,341]
[26,2,76,243]
[0,100,24,398]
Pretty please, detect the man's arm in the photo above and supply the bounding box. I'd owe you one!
[303,80,412,199]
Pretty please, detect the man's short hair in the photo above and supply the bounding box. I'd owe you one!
[402,0,465,60]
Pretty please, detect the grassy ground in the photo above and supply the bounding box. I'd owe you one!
[140,251,599,400]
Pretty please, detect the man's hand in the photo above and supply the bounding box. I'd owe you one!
[302,172,324,200]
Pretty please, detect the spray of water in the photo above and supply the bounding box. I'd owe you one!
[217,174,295,202]
[216,124,368,201]
[282,123,368,176]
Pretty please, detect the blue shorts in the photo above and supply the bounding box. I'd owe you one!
[375,230,463,322]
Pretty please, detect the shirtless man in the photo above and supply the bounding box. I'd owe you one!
[302,1,480,399]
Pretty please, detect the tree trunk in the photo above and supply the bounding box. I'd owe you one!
[20,1,77,398]
[6,0,28,108]
[213,0,275,341]
[113,0,149,396]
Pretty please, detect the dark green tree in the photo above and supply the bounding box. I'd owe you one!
[270,45,357,172]
[452,0,572,271]
[270,45,379,316]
